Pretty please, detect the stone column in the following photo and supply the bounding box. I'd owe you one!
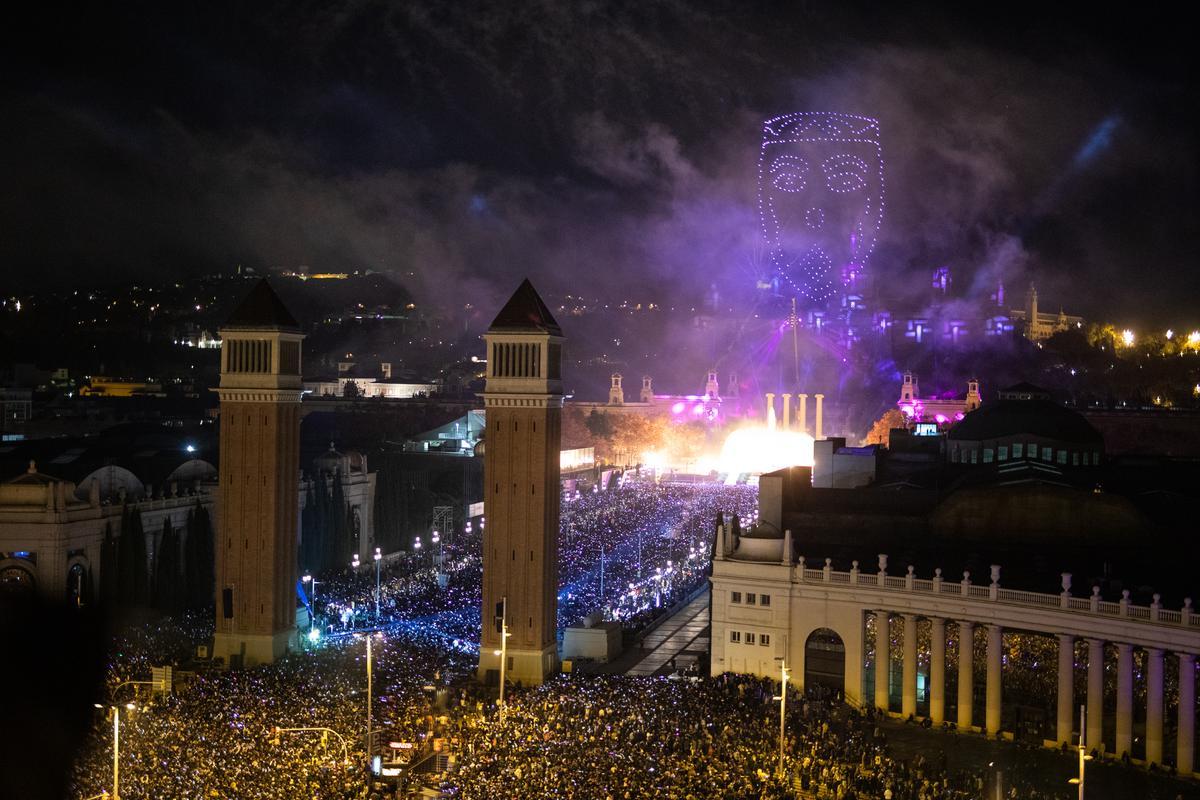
[765,393,776,429]
[814,393,825,440]
[902,613,918,718]
[930,617,946,726]
[985,624,1002,736]
[1086,639,1104,754]
[1115,643,1134,757]
[1179,653,1195,776]
[782,393,792,429]
[1146,648,1164,766]
[1056,634,1075,746]
[797,393,808,436]
[874,611,890,713]
[957,621,974,730]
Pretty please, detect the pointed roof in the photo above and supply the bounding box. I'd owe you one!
[223,279,301,331]
[488,279,562,335]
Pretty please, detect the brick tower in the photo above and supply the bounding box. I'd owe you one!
[477,279,564,686]
[212,280,305,667]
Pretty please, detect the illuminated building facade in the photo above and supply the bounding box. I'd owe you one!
[1010,283,1084,341]
[896,372,982,426]
[711,390,1198,771]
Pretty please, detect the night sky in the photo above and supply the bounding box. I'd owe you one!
[2,1,1195,325]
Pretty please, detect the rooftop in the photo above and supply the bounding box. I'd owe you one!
[489,278,562,335]
[223,279,301,332]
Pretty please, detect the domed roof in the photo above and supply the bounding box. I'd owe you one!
[949,390,1101,445]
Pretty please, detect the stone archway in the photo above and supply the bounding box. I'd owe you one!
[0,562,37,594]
[805,627,846,693]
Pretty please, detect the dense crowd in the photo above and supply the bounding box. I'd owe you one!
[68,480,1193,799]
[443,675,1002,800]
[320,480,756,647]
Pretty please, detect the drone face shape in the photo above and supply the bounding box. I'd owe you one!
[758,113,884,303]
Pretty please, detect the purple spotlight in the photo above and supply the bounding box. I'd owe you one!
[671,401,686,415]
[954,412,965,421]
[900,404,914,417]
[692,403,705,416]
[934,413,948,424]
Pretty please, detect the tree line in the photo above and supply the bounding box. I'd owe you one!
[300,470,359,576]
[97,504,214,612]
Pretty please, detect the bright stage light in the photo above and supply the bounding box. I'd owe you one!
[716,426,814,478]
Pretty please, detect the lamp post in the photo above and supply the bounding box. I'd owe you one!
[1069,704,1092,799]
[773,658,790,779]
[491,596,511,720]
[302,574,319,635]
[360,631,382,760]
[95,701,137,800]
[373,547,382,621]
[414,535,422,566]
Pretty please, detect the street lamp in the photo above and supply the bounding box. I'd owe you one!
[772,658,790,779]
[373,547,382,621]
[491,596,512,720]
[358,631,383,762]
[94,701,138,800]
[1068,704,1093,799]
[302,574,319,636]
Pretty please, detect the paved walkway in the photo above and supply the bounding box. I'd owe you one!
[625,587,710,676]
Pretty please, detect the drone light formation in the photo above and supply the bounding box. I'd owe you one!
[757,112,885,305]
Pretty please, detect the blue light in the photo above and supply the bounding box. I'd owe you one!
[1072,116,1120,168]
[185,444,196,453]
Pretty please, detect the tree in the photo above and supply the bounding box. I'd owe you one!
[191,505,215,609]
[99,521,118,606]
[116,507,136,605]
[332,470,353,565]
[343,380,360,398]
[864,408,908,448]
[300,478,317,573]
[154,517,181,613]
[663,420,706,468]
[127,507,149,605]
[609,414,667,466]
[585,409,615,440]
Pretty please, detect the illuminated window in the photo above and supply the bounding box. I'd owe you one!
[970,449,978,464]
[983,448,993,463]
[998,446,1008,461]
[1013,443,1024,458]
[1042,446,1052,461]
[1057,450,1067,464]
[1073,452,1080,466]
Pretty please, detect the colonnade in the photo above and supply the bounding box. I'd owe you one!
[763,392,824,438]
[872,611,1197,772]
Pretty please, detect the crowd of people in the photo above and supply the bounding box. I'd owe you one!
[67,479,1194,799]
